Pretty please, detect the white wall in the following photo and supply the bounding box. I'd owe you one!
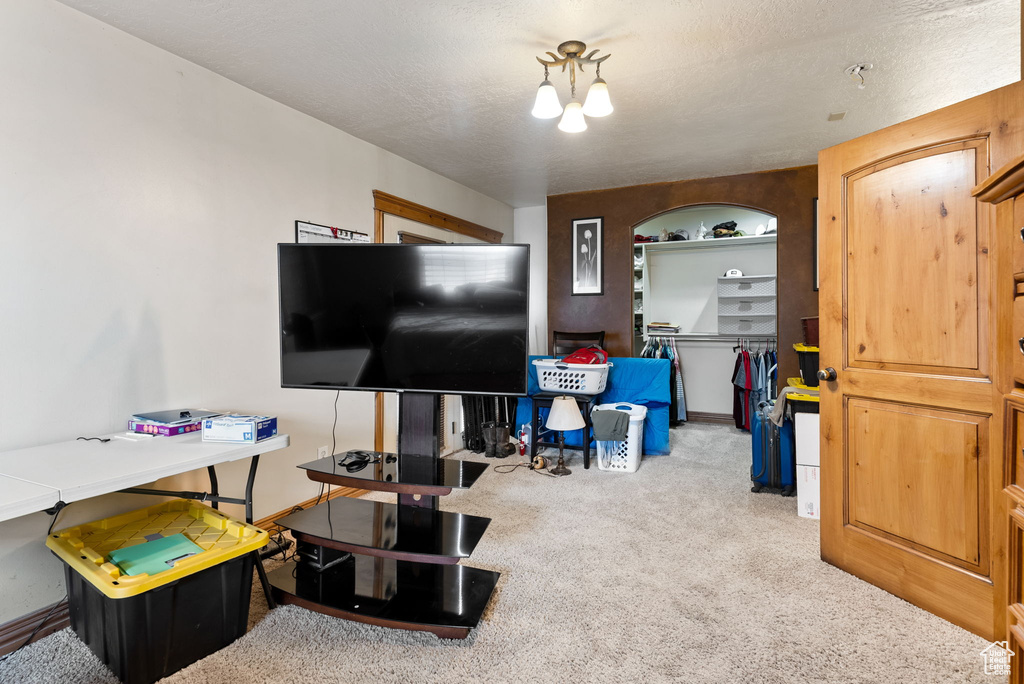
[0,0,512,622]
[513,205,548,355]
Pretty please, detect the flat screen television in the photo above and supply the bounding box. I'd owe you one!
[278,243,529,395]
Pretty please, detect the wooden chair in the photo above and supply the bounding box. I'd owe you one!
[551,330,605,357]
[529,330,606,469]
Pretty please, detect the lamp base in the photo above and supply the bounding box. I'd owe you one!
[550,432,574,476]
[550,462,572,476]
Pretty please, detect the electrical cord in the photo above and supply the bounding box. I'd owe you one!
[0,593,68,664]
[76,436,110,443]
[314,390,342,507]
[493,462,556,477]
[337,451,379,472]
[46,502,69,536]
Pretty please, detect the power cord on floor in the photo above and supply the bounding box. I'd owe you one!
[493,462,556,477]
[0,593,68,664]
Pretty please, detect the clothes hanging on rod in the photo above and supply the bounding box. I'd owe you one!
[640,336,687,424]
[731,339,778,433]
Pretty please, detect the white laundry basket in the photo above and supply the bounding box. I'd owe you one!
[593,403,647,473]
[533,359,611,395]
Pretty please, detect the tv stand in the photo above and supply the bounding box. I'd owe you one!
[267,393,500,639]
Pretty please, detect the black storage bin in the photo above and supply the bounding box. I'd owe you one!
[789,396,820,414]
[794,344,820,388]
[63,552,254,684]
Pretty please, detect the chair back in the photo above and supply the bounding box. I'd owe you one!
[551,330,606,357]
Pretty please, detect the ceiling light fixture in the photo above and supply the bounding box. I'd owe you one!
[845,63,873,90]
[531,40,612,132]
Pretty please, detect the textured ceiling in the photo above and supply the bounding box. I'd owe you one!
[56,0,1020,207]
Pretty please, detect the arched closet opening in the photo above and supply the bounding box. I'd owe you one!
[633,203,777,422]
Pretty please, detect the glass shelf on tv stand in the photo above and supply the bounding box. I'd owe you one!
[274,449,498,638]
[297,451,489,497]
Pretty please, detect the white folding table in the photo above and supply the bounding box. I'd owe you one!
[0,475,61,522]
[0,432,291,605]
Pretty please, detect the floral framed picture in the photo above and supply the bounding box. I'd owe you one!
[572,217,603,296]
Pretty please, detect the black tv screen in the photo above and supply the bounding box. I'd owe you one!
[278,243,529,395]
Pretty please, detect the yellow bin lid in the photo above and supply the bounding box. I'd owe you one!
[46,499,268,599]
[793,343,819,353]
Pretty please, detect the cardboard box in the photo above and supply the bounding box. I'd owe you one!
[794,412,820,467]
[202,415,277,444]
[797,465,820,520]
[128,420,202,437]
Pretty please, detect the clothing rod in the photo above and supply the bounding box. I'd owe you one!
[646,334,777,343]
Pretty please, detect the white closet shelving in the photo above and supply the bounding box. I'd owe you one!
[635,233,777,340]
[632,206,778,415]
[716,274,777,335]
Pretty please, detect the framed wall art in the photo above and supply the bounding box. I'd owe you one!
[572,217,603,296]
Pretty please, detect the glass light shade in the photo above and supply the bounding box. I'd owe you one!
[582,77,613,117]
[531,80,563,119]
[557,101,587,133]
[546,396,586,431]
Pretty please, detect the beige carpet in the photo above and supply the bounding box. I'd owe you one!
[1,424,994,683]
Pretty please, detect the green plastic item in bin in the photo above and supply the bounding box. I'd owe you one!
[108,533,204,577]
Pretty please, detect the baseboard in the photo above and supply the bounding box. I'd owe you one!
[254,486,367,532]
[685,411,735,425]
[0,487,367,658]
[0,599,69,657]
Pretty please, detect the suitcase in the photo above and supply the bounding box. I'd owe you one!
[751,401,796,496]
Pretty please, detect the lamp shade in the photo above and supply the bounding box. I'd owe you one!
[557,101,587,133]
[582,77,613,117]
[531,80,563,119]
[546,396,586,431]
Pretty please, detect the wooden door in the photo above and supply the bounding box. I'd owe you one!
[818,80,1024,640]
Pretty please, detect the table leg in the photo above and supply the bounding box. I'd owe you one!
[243,455,259,525]
[253,550,276,610]
[530,401,540,459]
[242,454,276,610]
[207,466,220,510]
[583,399,594,469]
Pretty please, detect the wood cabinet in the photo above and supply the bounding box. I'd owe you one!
[975,151,1024,673]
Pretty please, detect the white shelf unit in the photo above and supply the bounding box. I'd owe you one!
[636,234,777,339]
[717,274,777,335]
[626,210,778,413]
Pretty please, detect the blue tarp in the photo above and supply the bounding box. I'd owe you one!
[515,355,671,455]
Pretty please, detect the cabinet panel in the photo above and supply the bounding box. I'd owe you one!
[1016,296,1024,386]
[1011,507,1024,607]
[1007,394,1024,503]
[1009,606,1024,684]
[1015,198,1024,278]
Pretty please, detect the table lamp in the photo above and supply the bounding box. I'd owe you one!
[545,396,586,476]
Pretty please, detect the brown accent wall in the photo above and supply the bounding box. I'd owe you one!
[547,165,819,382]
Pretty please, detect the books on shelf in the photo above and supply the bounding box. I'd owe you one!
[647,322,680,333]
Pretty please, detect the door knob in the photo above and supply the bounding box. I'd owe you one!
[817,367,837,382]
[1019,338,1024,356]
